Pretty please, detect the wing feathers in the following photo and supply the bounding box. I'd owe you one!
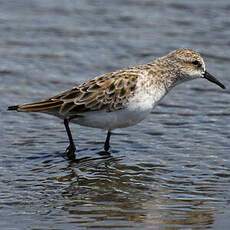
[9,100,62,112]
[9,69,141,115]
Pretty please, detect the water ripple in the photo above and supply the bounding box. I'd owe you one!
[1,0,230,229]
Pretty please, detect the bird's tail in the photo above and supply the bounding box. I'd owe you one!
[8,99,62,112]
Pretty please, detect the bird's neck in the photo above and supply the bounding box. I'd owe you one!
[130,67,169,111]
[146,58,184,91]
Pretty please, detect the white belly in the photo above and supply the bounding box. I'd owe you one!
[71,83,167,130]
[71,107,151,130]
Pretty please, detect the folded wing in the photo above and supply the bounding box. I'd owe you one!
[8,70,140,116]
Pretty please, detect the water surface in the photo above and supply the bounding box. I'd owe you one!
[1,0,230,229]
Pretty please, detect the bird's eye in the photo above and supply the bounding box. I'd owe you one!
[192,60,201,67]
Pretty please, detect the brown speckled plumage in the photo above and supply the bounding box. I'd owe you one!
[9,48,224,117]
[8,48,225,159]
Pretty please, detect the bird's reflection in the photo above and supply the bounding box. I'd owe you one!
[42,149,215,228]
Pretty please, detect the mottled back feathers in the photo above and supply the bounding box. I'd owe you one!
[12,69,141,116]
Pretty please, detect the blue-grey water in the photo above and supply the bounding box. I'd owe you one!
[1,0,230,229]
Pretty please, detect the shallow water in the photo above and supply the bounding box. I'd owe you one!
[1,0,230,229]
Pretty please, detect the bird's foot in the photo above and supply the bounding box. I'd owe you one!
[104,144,110,153]
[98,150,111,156]
[65,145,76,161]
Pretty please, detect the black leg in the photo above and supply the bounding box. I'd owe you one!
[64,119,76,160]
[104,130,111,152]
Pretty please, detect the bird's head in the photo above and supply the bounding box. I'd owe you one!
[165,48,225,89]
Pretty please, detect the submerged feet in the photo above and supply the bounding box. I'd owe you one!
[104,143,110,152]
[64,118,77,161]
[64,118,112,160]
[65,144,76,161]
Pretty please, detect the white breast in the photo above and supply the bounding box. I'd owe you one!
[128,85,166,112]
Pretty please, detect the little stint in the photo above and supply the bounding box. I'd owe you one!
[8,48,226,160]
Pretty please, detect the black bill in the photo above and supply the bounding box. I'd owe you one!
[203,71,225,89]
